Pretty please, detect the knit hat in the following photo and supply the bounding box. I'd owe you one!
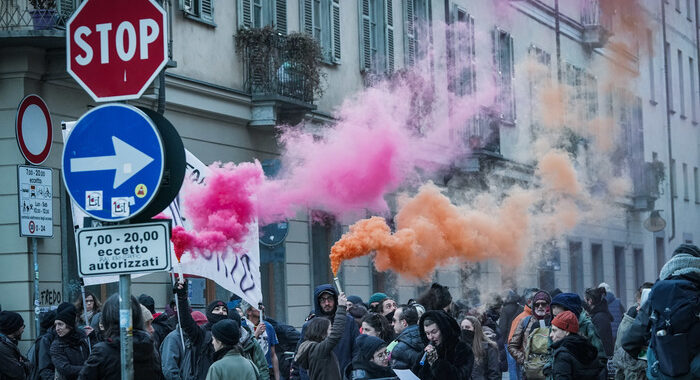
[40,310,57,331]
[673,243,700,257]
[551,293,583,317]
[211,319,241,346]
[552,310,579,333]
[206,300,228,324]
[56,302,73,314]
[191,311,208,326]
[138,294,156,314]
[347,295,364,306]
[140,304,153,323]
[0,311,24,335]
[55,305,77,330]
[355,334,387,361]
[368,293,388,305]
[532,290,551,305]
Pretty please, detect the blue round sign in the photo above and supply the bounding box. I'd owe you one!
[62,104,164,221]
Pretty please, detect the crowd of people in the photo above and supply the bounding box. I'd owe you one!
[0,243,698,380]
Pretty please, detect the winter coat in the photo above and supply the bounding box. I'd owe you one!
[507,306,531,342]
[77,330,164,380]
[604,292,625,341]
[411,310,473,380]
[205,349,259,380]
[37,329,57,380]
[0,333,29,380]
[293,285,359,380]
[239,325,272,380]
[347,334,397,380]
[389,325,423,370]
[588,301,614,357]
[293,304,347,380]
[612,313,647,380]
[50,330,91,380]
[160,326,197,380]
[578,311,608,365]
[550,334,604,380]
[500,291,523,341]
[507,314,550,365]
[470,342,500,380]
[152,313,173,350]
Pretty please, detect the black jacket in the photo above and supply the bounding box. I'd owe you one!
[550,334,604,380]
[37,329,57,380]
[152,313,173,350]
[390,325,423,370]
[498,291,522,340]
[50,330,91,380]
[470,342,500,380]
[0,333,29,380]
[588,301,614,357]
[77,330,164,380]
[410,310,473,380]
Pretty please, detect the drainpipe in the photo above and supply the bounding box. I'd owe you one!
[661,0,676,242]
[555,0,561,82]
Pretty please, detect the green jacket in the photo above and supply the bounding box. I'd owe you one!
[205,350,259,380]
[578,311,607,364]
[239,326,271,380]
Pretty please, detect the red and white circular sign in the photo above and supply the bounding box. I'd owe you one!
[16,94,52,165]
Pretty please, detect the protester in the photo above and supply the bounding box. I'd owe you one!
[243,302,281,380]
[416,283,453,312]
[499,290,522,344]
[612,282,653,380]
[548,311,604,379]
[160,310,208,380]
[347,334,397,380]
[460,315,499,380]
[291,284,358,380]
[622,243,700,380]
[367,293,388,314]
[508,290,551,380]
[550,292,607,366]
[347,296,365,309]
[139,294,173,350]
[294,292,348,380]
[37,305,71,380]
[584,286,614,357]
[411,310,473,379]
[388,304,423,370]
[598,283,625,341]
[141,304,156,337]
[75,291,101,327]
[50,305,91,380]
[78,294,163,379]
[360,313,394,343]
[205,319,259,380]
[0,310,30,379]
[348,303,369,330]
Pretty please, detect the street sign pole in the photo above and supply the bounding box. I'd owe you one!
[119,274,133,380]
[32,237,39,336]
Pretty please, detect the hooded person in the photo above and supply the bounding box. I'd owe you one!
[411,310,473,380]
[584,287,614,357]
[347,295,366,309]
[416,284,453,312]
[550,293,607,366]
[347,334,397,380]
[50,305,91,380]
[171,280,270,380]
[508,290,551,379]
[35,303,73,380]
[291,284,359,380]
[498,289,522,343]
[598,283,625,341]
[206,319,259,380]
[0,310,29,380]
[547,311,604,380]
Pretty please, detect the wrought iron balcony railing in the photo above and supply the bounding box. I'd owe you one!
[456,109,501,155]
[580,0,612,48]
[1,0,75,31]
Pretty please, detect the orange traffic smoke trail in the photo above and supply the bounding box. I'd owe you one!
[330,183,534,280]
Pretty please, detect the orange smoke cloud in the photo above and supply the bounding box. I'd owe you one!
[330,183,533,280]
[537,150,581,196]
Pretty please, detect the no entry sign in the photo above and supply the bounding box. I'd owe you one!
[16,95,52,165]
[66,0,167,102]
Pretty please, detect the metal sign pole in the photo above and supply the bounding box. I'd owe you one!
[32,237,40,337]
[119,274,134,380]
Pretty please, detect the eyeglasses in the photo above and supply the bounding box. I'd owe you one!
[534,302,548,308]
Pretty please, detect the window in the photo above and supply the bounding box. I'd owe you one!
[493,28,515,122]
[565,63,598,126]
[666,43,674,112]
[656,237,666,275]
[449,6,476,96]
[302,0,341,63]
[671,159,677,197]
[238,0,287,33]
[634,248,644,289]
[614,246,627,305]
[404,0,431,67]
[183,0,215,24]
[691,57,697,122]
[569,241,584,295]
[360,0,394,74]
[683,163,689,200]
[591,243,604,287]
[679,50,686,117]
[694,167,699,202]
[647,30,656,104]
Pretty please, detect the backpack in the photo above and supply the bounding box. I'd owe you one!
[26,335,42,380]
[647,276,700,379]
[521,316,550,380]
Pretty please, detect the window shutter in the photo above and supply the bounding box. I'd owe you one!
[331,0,341,63]
[509,33,515,119]
[275,0,287,35]
[359,0,372,71]
[384,0,394,74]
[302,0,313,35]
[238,0,252,28]
[201,0,214,22]
[57,0,76,20]
[404,0,415,66]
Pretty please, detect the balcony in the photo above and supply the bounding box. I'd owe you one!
[236,29,318,128]
[581,0,612,49]
[630,161,662,211]
[0,0,73,47]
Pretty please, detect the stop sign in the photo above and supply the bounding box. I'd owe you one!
[66,0,167,102]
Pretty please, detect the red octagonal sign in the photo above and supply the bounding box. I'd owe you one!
[67,0,167,102]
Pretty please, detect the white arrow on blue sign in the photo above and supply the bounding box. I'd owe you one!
[62,104,164,222]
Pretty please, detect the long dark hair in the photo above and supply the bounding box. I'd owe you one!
[75,291,102,315]
[361,313,394,343]
[100,294,144,338]
[462,316,496,364]
[304,317,331,343]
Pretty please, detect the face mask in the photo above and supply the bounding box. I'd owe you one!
[461,329,475,345]
[208,313,228,325]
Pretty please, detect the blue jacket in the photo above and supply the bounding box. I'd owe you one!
[389,325,423,370]
[604,292,624,341]
[292,284,359,380]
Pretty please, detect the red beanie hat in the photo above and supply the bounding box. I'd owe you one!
[552,310,579,334]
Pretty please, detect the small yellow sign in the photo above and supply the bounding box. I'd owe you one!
[135,184,147,198]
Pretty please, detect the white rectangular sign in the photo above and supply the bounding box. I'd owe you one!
[18,165,53,237]
[77,221,172,276]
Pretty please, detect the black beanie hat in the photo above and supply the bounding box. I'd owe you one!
[56,302,73,314]
[673,243,700,257]
[206,300,228,324]
[355,334,387,361]
[138,294,156,314]
[212,319,241,346]
[40,310,57,331]
[0,311,24,335]
[56,305,77,330]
